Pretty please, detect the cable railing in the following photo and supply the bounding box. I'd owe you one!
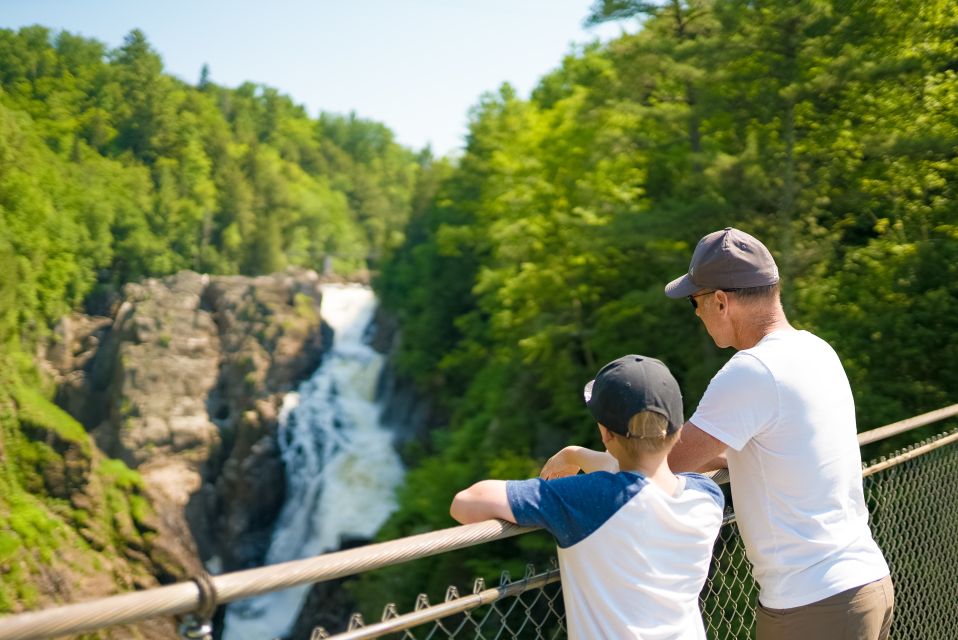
[0,404,956,640]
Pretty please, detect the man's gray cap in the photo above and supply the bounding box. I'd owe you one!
[665,227,780,298]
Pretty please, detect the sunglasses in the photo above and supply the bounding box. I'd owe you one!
[687,289,738,309]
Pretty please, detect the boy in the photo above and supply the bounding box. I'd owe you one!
[450,355,724,640]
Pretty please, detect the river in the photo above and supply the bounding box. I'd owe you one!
[222,283,405,639]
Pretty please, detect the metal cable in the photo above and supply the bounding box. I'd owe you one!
[862,428,958,477]
[0,582,200,640]
[0,521,534,640]
[212,520,535,603]
[857,403,958,445]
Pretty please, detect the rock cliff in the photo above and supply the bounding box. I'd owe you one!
[41,268,333,579]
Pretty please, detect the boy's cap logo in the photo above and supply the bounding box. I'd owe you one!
[583,379,595,403]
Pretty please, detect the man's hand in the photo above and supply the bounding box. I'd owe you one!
[540,446,618,479]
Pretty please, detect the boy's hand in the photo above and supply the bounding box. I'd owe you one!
[540,447,584,479]
[540,446,619,479]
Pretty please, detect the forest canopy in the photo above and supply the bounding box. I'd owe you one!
[365,0,958,607]
[0,25,426,350]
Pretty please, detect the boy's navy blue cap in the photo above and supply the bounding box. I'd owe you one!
[584,355,684,436]
[664,227,780,298]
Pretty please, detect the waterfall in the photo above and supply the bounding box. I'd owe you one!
[222,283,405,639]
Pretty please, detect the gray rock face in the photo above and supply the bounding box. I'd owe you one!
[368,305,438,461]
[41,268,333,575]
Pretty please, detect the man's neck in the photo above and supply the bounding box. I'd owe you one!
[733,310,794,350]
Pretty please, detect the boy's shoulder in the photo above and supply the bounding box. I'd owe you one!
[508,470,649,512]
[677,472,725,510]
[538,469,650,498]
[507,471,723,549]
[506,471,650,548]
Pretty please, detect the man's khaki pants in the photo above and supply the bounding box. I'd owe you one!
[755,575,894,640]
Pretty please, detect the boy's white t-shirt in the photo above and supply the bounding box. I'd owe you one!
[690,329,889,609]
[507,471,724,640]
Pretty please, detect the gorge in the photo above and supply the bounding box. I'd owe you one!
[37,269,409,638]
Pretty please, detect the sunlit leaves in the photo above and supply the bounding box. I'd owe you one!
[0,25,421,348]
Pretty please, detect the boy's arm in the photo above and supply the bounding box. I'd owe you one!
[450,480,516,524]
[540,445,618,479]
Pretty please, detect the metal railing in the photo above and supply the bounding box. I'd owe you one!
[0,405,956,640]
[313,423,958,640]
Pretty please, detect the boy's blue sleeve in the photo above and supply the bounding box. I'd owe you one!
[680,473,725,510]
[506,472,646,548]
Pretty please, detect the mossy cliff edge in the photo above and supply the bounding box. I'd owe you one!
[0,372,187,638]
[1,268,334,636]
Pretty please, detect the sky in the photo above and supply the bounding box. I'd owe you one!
[0,0,628,156]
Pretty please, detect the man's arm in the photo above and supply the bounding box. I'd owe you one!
[539,446,619,479]
[669,422,729,473]
[450,480,516,524]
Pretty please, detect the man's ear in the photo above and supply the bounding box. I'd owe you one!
[715,290,729,312]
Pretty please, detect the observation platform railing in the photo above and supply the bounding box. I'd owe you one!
[0,405,956,640]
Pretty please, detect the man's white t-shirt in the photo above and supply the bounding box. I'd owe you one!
[690,329,889,609]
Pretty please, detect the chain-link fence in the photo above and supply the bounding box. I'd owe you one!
[318,427,958,640]
[864,430,958,639]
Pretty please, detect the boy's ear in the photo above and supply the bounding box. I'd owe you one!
[598,424,614,446]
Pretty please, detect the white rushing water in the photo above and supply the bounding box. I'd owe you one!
[223,283,405,640]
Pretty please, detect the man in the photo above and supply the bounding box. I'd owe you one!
[542,228,893,640]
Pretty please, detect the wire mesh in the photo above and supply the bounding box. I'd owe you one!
[315,567,566,640]
[321,428,958,639]
[864,430,958,639]
[415,574,566,640]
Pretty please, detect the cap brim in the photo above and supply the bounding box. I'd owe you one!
[664,273,699,298]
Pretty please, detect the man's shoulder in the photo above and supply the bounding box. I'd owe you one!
[713,348,775,387]
[744,329,835,360]
[738,329,846,384]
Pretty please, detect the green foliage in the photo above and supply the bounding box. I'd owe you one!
[12,384,91,453]
[0,358,160,613]
[369,0,958,613]
[292,292,319,323]
[0,25,421,347]
[97,458,145,491]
